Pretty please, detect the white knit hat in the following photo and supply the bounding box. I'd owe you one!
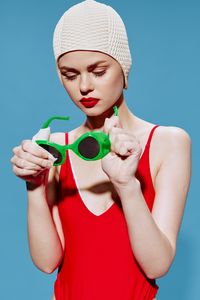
[53,0,132,89]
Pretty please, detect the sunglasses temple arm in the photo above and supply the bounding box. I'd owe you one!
[42,107,116,129]
[32,116,70,142]
[41,116,70,129]
[113,105,118,116]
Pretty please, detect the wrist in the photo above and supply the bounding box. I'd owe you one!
[26,181,45,191]
[112,177,141,194]
[26,172,49,191]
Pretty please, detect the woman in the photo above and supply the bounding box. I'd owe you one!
[10,0,191,299]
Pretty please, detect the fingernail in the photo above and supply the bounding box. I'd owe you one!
[48,153,57,162]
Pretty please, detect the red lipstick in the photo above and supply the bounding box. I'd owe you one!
[80,97,100,108]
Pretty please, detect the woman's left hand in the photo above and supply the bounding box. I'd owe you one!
[101,115,142,186]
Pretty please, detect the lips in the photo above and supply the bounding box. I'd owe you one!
[80,97,100,108]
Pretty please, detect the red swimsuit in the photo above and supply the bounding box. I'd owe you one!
[54,125,159,300]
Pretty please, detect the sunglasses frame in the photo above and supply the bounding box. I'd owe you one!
[36,131,111,165]
[35,105,118,166]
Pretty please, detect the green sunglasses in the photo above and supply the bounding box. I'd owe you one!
[36,106,118,166]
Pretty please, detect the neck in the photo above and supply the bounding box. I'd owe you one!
[82,95,136,131]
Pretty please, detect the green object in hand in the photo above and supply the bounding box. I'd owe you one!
[36,106,118,165]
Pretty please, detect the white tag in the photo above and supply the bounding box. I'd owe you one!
[32,128,51,142]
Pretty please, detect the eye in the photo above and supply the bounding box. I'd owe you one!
[61,70,106,81]
[63,75,77,81]
[93,71,106,77]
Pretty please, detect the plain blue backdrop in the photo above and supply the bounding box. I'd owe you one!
[1,0,199,299]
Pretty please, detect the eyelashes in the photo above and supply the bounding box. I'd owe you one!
[93,71,106,77]
[62,71,106,81]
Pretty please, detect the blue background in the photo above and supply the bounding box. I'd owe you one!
[1,0,199,299]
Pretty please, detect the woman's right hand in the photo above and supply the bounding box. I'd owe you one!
[10,139,55,186]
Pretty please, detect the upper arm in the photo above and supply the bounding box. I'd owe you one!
[151,126,192,255]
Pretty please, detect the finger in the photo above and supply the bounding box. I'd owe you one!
[13,143,54,168]
[110,127,139,140]
[112,140,142,157]
[103,116,122,135]
[118,145,130,156]
[109,128,136,149]
[12,147,54,168]
[11,155,48,171]
[12,165,39,177]
[112,141,134,156]
[20,140,50,159]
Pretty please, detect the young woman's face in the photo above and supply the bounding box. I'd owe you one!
[57,51,124,116]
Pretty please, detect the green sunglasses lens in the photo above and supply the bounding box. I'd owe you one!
[39,144,63,164]
[78,136,100,159]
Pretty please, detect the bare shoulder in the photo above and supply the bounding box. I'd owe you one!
[151,125,192,169]
[156,125,191,139]
[133,116,191,147]
[154,125,191,148]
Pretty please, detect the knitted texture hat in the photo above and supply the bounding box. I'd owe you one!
[53,0,132,89]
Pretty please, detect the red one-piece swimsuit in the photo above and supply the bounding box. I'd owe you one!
[54,125,160,300]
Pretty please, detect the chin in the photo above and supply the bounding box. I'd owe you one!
[84,109,102,117]
[87,107,115,119]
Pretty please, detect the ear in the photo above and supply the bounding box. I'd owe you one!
[124,76,128,89]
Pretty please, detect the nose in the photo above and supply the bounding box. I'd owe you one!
[79,73,94,94]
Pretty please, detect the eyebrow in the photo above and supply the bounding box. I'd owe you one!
[59,60,108,72]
